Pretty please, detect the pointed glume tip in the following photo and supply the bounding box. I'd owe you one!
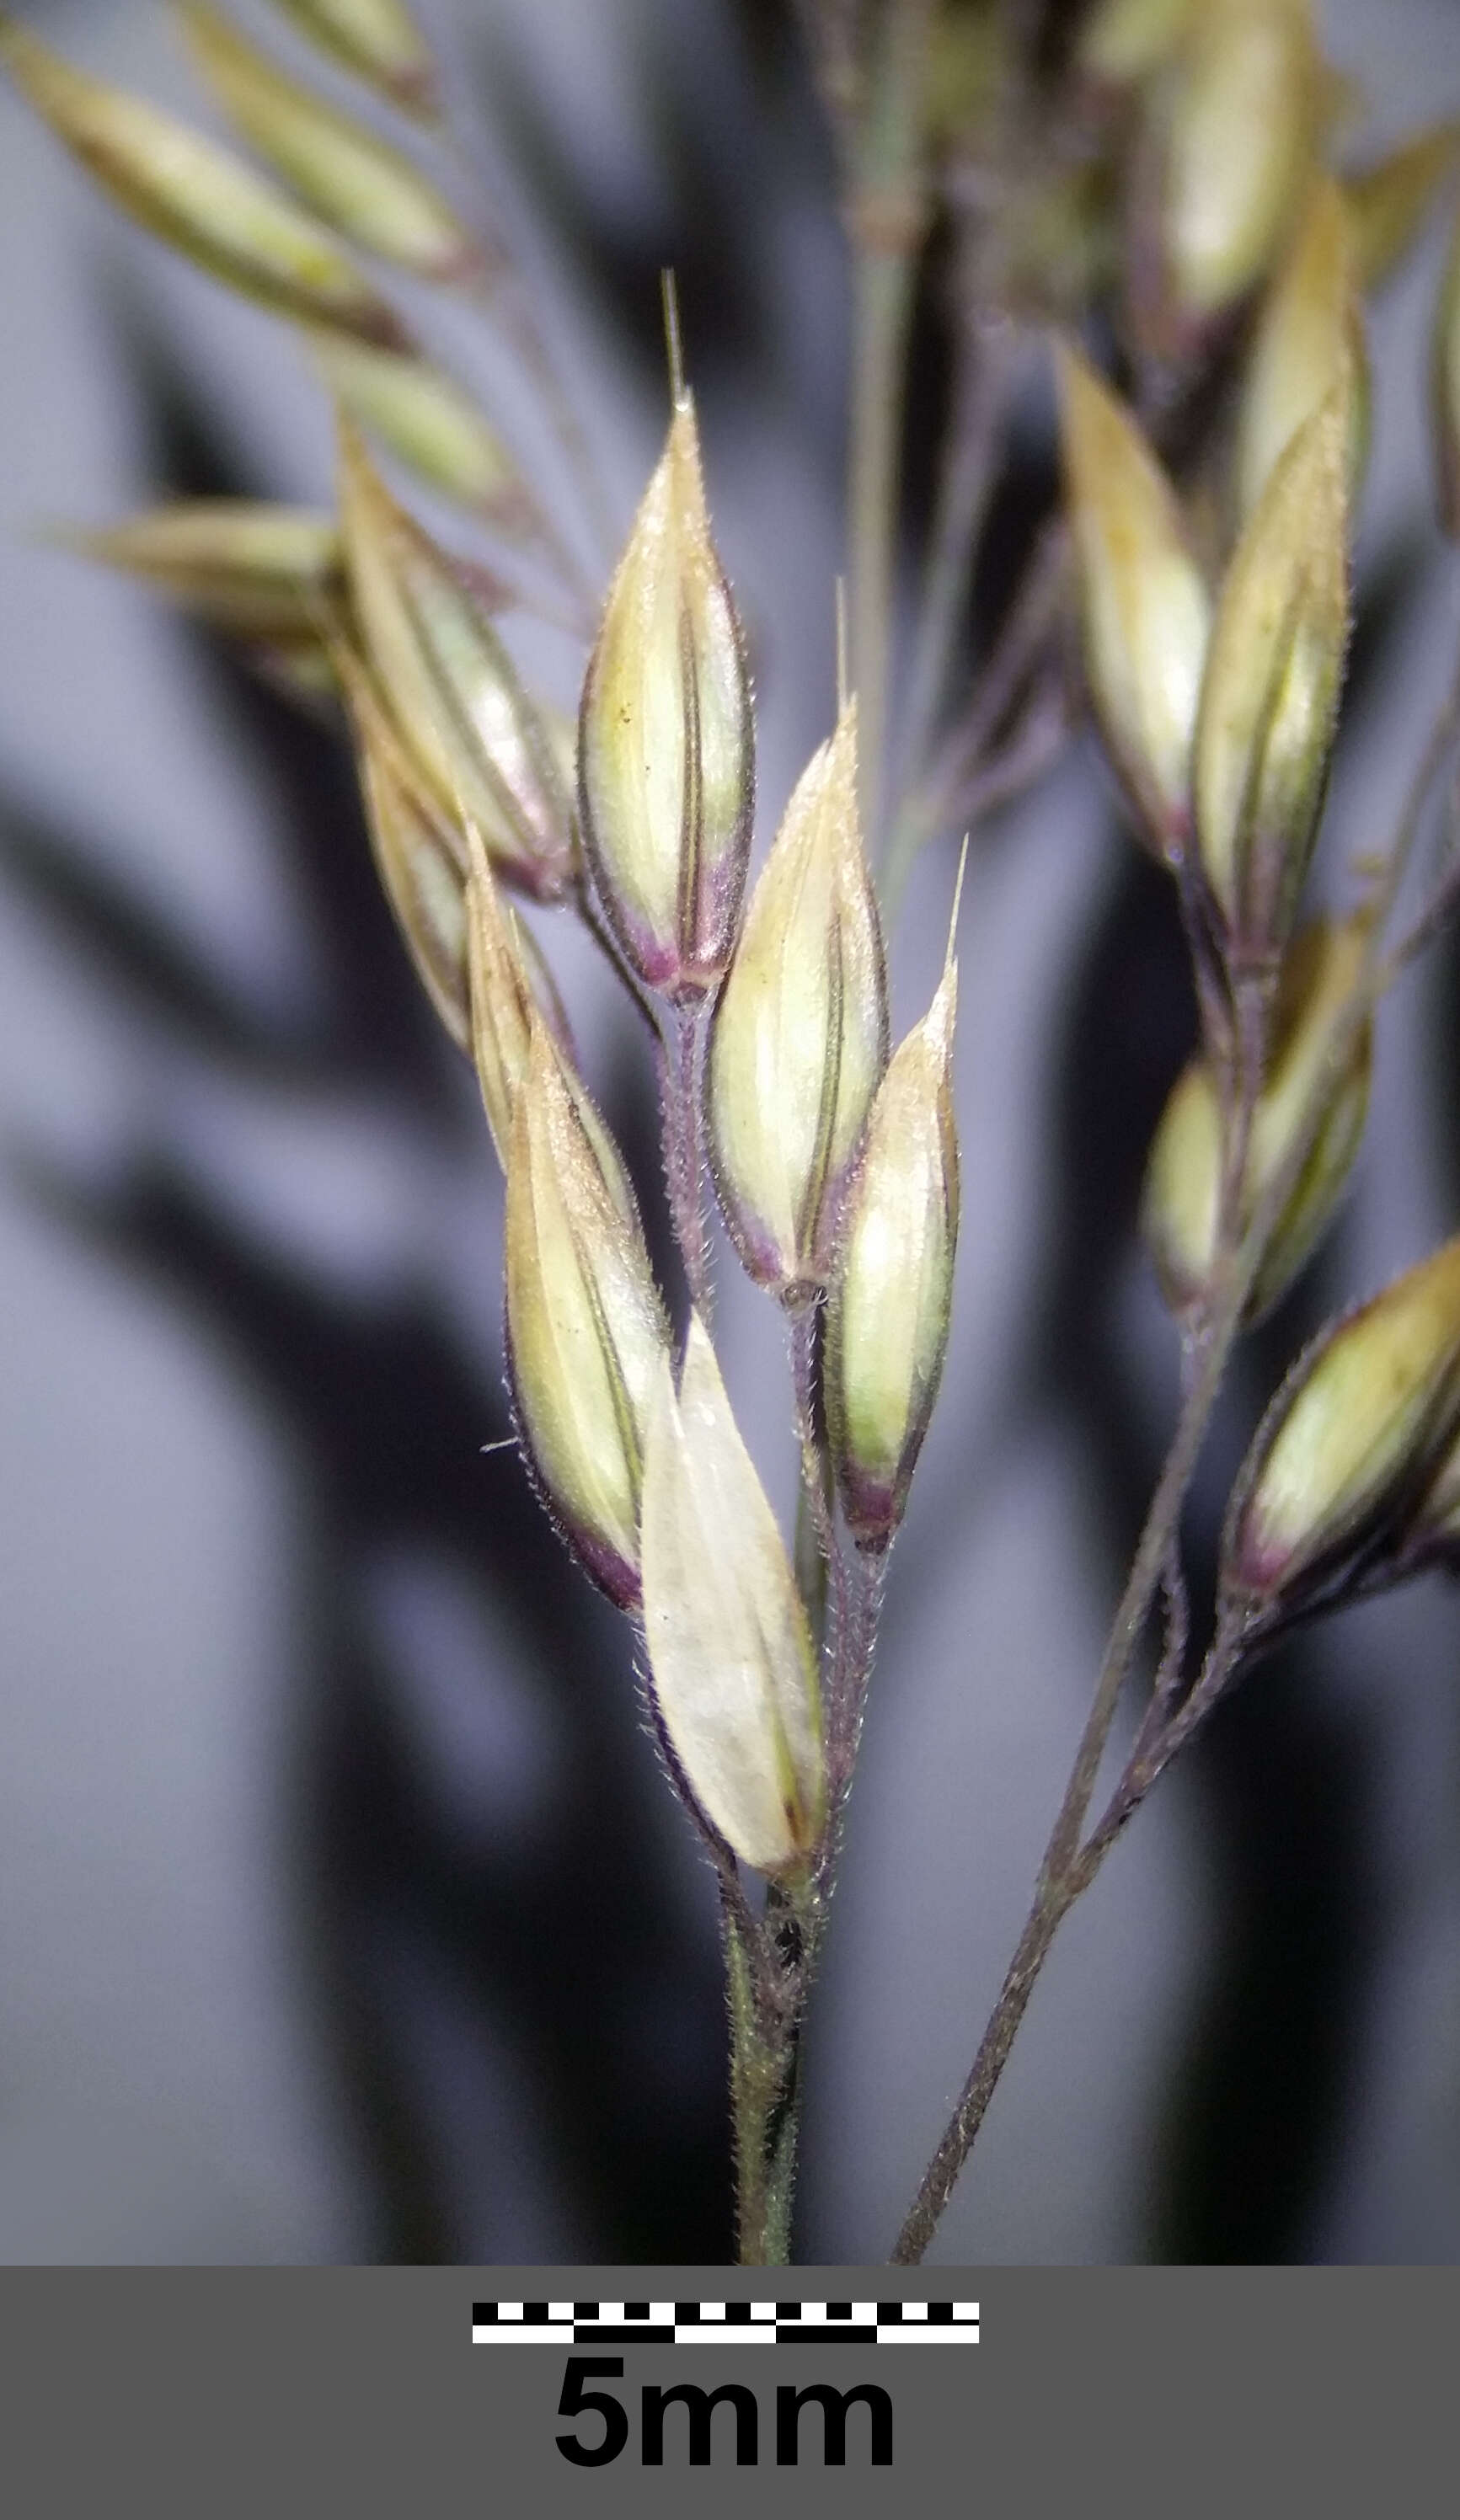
[660,269,687,408]
[945,833,970,977]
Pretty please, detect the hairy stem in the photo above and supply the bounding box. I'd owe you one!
[725,1899,796,2265]
[890,1886,1069,2265]
[824,1543,887,1815]
[660,1001,714,1318]
[786,1302,886,1798]
[1074,1609,1251,1883]
[725,1877,823,2266]
[789,1296,838,1646]
[1040,1307,1237,1887]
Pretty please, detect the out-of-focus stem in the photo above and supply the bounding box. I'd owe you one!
[929,515,1070,789]
[893,315,1017,822]
[881,519,1071,919]
[847,0,935,840]
[881,670,1071,927]
[437,122,618,569]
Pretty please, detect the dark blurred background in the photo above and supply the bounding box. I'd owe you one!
[1,0,1458,2265]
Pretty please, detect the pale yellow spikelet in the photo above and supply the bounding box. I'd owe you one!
[1131,0,1320,355]
[1195,388,1350,965]
[1142,912,1372,1327]
[54,500,340,642]
[311,336,524,522]
[1344,122,1460,293]
[1236,177,1368,520]
[709,702,888,1295]
[1225,1236,1460,1604]
[336,641,472,1048]
[640,1316,824,1873]
[1079,0,1195,85]
[0,15,405,346]
[1163,0,1318,320]
[505,1020,670,1610]
[463,822,632,1212]
[337,423,575,901]
[266,0,438,118]
[579,393,754,998]
[827,953,960,1549]
[178,4,473,280]
[1056,342,1211,856]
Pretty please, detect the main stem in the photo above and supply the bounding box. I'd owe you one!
[725,1304,884,2260]
[725,1890,807,2265]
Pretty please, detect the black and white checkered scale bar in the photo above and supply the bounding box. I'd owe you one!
[472,2300,978,2346]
